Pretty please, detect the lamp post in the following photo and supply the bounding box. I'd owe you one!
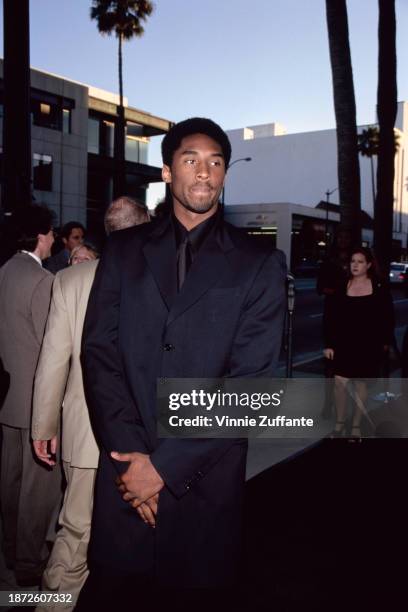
[221,157,252,205]
[325,187,338,253]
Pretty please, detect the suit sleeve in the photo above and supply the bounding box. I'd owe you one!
[81,236,150,471]
[32,274,71,440]
[150,250,287,498]
[30,274,53,345]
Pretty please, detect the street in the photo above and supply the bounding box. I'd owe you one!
[284,279,408,370]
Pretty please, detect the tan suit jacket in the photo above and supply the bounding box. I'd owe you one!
[32,260,99,468]
[0,252,53,428]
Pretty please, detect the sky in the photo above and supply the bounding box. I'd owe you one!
[1,0,408,207]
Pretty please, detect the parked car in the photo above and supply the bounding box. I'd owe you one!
[389,262,408,284]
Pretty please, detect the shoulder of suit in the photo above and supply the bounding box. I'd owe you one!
[222,221,286,264]
[56,260,99,289]
[105,220,155,253]
[4,252,53,279]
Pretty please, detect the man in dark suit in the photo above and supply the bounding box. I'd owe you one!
[79,118,286,610]
[44,221,85,274]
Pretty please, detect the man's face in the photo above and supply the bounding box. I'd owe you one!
[162,133,226,218]
[63,227,84,253]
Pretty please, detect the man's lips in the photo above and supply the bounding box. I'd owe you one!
[190,184,213,194]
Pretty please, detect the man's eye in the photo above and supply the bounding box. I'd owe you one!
[211,160,221,166]
[185,159,196,165]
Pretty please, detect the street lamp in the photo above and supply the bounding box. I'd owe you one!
[221,157,252,205]
[325,187,338,253]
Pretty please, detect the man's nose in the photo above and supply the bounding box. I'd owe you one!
[196,161,210,179]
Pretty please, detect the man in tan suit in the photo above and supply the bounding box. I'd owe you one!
[31,197,149,607]
[0,204,61,587]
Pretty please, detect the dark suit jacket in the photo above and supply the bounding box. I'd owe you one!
[43,248,69,274]
[82,213,286,588]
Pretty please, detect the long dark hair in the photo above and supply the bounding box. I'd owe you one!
[348,247,381,282]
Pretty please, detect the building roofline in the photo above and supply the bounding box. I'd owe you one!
[0,57,173,132]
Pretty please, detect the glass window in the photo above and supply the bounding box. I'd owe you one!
[126,122,148,163]
[31,100,60,130]
[88,117,100,154]
[138,140,148,164]
[126,134,139,162]
[62,108,71,134]
[101,120,114,157]
[33,154,53,191]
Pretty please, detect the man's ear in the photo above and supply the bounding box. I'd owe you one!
[162,165,172,183]
[62,237,68,247]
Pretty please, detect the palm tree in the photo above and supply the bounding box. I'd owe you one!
[374,0,397,274]
[2,0,32,213]
[358,125,400,217]
[325,0,361,246]
[358,126,380,212]
[90,1,154,198]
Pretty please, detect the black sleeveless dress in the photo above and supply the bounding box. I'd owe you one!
[323,283,394,379]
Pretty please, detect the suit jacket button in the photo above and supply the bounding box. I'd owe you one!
[163,343,175,351]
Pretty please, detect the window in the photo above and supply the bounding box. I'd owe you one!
[31,99,60,130]
[88,117,114,157]
[126,122,148,163]
[138,140,148,164]
[101,120,114,157]
[33,154,53,191]
[62,108,71,134]
[88,117,100,154]
[30,90,75,132]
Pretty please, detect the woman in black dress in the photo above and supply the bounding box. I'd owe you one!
[323,247,394,438]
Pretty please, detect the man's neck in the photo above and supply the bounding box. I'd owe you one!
[173,202,218,231]
[32,246,45,261]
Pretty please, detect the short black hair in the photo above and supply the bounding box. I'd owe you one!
[14,204,54,252]
[161,117,232,168]
[60,221,85,240]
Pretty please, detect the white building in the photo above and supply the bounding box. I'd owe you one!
[224,102,408,266]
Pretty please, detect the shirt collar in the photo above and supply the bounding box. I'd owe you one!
[173,207,221,254]
[20,250,42,267]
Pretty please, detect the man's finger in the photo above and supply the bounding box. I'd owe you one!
[111,451,133,462]
[134,502,155,527]
[136,504,152,525]
[32,440,56,466]
[145,495,158,516]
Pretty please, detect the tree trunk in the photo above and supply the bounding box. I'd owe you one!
[2,0,32,213]
[113,33,126,199]
[370,156,376,209]
[325,0,361,246]
[374,0,397,275]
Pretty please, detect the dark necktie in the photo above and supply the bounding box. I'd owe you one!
[177,235,192,290]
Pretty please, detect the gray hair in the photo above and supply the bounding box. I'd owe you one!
[104,197,150,235]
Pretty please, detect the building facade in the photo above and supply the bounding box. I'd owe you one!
[224,102,408,266]
[0,60,172,235]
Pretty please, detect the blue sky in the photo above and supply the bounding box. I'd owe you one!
[1,0,408,206]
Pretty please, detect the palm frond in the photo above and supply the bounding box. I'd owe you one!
[90,0,154,38]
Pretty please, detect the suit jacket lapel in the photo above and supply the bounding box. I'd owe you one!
[142,216,178,311]
[167,223,235,326]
